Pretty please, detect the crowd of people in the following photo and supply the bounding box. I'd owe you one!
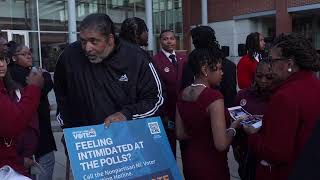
[0,12,320,180]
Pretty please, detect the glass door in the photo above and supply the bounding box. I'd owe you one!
[5,30,30,47]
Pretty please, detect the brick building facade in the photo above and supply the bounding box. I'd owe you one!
[183,0,320,57]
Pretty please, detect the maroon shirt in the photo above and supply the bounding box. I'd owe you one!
[235,89,270,115]
[248,71,320,180]
[177,88,230,180]
[0,80,41,175]
[152,51,187,120]
[233,89,270,164]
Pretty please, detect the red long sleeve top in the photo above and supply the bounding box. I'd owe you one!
[237,54,258,89]
[0,80,41,175]
[248,71,320,180]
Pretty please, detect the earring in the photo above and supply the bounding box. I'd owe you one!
[288,68,292,72]
[205,73,208,77]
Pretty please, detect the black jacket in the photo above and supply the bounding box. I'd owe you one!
[54,39,164,128]
[219,58,237,108]
[9,64,57,157]
[289,119,320,180]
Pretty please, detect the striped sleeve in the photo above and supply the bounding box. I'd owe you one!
[121,62,164,120]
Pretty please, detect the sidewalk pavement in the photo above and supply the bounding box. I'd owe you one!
[52,130,240,180]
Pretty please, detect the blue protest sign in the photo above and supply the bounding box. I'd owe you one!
[63,117,182,180]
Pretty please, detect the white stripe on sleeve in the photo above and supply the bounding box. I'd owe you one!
[132,63,164,119]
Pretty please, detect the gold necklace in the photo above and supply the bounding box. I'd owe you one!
[3,138,12,147]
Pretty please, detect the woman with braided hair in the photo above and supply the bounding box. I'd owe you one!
[237,32,266,89]
[182,25,237,108]
[119,17,148,47]
[176,48,241,180]
[243,33,320,180]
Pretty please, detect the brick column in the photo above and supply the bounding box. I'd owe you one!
[182,0,191,52]
[276,0,292,35]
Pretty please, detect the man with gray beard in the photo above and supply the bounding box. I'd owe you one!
[54,13,163,129]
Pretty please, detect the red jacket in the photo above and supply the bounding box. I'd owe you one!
[0,80,41,175]
[237,54,258,89]
[152,51,187,121]
[248,71,320,180]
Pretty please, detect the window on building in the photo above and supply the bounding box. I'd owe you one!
[152,0,184,50]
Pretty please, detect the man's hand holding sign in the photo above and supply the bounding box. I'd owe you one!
[64,117,182,180]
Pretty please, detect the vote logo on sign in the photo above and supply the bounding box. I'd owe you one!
[72,128,96,140]
[63,117,183,180]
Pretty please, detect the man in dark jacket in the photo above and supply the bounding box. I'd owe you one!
[54,13,163,129]
[220,58,237,108]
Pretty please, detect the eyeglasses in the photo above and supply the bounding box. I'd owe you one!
[270,58,288,62]
[262,56,289,63]
[15,52,32,57]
